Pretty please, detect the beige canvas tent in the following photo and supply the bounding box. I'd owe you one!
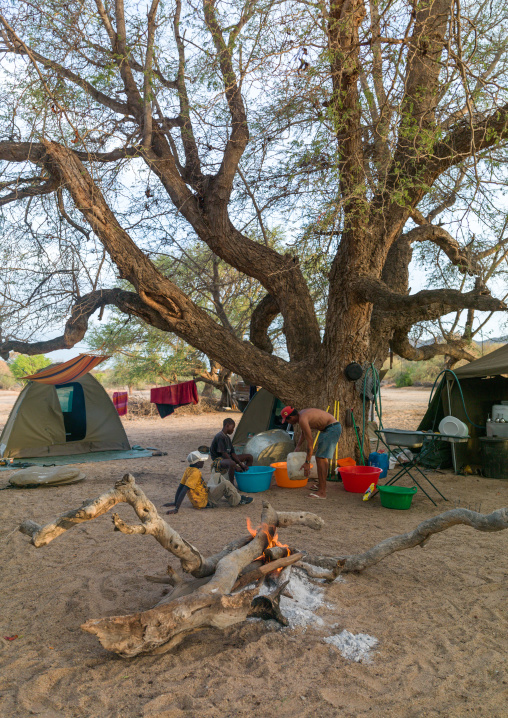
[444,344,508,471]
[0,373,130,458]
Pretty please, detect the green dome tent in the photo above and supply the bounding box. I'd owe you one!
[0,372,130,459]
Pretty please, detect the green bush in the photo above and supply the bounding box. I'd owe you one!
[395,369,415,387]
[9,354,51,380]
[0,374,18,389]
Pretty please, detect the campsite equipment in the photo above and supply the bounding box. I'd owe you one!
[378,485,417,510]
[234,466,274,492]
[270,461,308,488]
[23,354,109,383]
[374,429,459,506]
[486,420,508,438]
[368,450,389,478]
[479,437,508,480]
[338,465,382,493]
[344,363,363,381]
[233,389,288,449]
[491,402,508,421]
[0,372,130,459]
[337,457,356,467]
[418,356,508,473]
[438,415,468,438]
[394,449,414,463]
[362,482,376,501]
[287,451,317,479]
[8,465,86,487]
[380,428,425,447]
[486,402,508,438]
[245,429,295,467]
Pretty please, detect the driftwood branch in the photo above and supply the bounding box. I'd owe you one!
[303,508,508,578]
[19,474,209,575]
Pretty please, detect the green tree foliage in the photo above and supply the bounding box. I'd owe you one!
[88,317,207,388]
[9,354,51,380]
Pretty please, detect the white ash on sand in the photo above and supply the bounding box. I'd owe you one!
[324,629,379,663]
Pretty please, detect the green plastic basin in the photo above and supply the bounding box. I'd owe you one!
[378,485,417,510]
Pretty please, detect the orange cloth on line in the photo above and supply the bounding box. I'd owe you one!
[180,467,208,509]
[23,354,109,384]
[113,391,128,416]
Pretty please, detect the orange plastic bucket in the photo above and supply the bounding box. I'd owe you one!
[270,461,308,488]
[337,457,356,468]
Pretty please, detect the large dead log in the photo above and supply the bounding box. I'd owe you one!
[302,507,508,579]
[18,475,324,657]
[19,474,209,575]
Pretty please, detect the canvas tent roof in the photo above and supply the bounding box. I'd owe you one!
[0,372,130,458]
[453,343,508,378]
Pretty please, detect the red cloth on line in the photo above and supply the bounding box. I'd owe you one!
[150,381,199,407]
[113,391,128,416]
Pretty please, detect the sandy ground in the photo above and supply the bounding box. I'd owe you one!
[0,389,507,718]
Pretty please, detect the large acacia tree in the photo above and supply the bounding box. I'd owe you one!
[0,0,507,454]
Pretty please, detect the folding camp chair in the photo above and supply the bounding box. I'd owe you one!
[374,429,461,505]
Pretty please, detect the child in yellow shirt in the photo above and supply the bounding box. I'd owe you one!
[164,450,253,514]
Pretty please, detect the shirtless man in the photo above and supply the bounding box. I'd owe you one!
[281,406,342,499]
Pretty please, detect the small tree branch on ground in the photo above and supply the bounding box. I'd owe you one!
[302,507,508,579]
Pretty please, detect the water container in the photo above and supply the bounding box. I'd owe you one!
[377,451,389,479]
[244,429,295,466]
[286,451,318,479]
[368,451,389,479]
[368,451,380,468]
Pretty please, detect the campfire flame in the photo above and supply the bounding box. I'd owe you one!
[246,518,290,562]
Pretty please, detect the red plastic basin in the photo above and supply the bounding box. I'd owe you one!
[338,465,382,493]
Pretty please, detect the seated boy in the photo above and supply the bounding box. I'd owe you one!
[164,450,253,514]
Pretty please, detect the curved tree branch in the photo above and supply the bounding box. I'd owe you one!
[0,288,166,360]
[354,276,507,322]
[303,507,508,576]
[391,330,476,363]
[0,25,130,115]
[0,178,58,206]
[202,0,250,197]
[430,102,508,178]
[249,294,279,353]
[404,224,479,274]
[0,141,141,164]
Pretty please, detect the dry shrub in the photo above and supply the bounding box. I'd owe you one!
[122,395,222,420]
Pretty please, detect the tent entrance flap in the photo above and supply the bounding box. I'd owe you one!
[56,383,87,442]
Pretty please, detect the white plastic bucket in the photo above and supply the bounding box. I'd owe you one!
[286,451,318,479]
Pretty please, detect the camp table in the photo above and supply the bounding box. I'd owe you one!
[374,429,469,506]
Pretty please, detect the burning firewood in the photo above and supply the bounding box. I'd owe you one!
[18,474,324,657]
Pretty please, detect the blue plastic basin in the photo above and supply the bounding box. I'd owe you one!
[235,466,274,493]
